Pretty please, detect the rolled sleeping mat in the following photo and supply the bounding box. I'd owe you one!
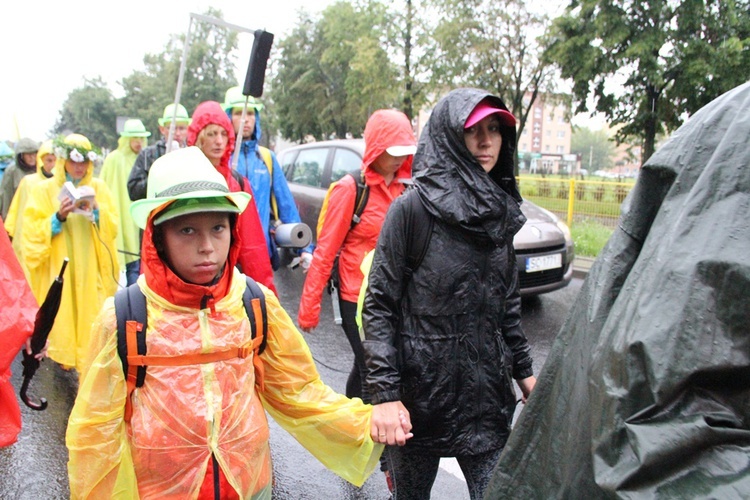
[274,223,312,248]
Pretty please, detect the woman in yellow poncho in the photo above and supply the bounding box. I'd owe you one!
[66,147,412,499]
[21,133,119,372]
[5,139,57,297]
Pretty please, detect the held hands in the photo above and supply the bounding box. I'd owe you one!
[371,401,413,446]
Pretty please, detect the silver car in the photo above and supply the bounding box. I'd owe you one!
[278,139,574,296]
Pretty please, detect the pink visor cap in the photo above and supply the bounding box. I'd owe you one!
[464,101,517,128]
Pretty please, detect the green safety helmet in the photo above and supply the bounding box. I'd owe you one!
[222,86,264,112]
[121,118,151,137]
[158,103,192,126]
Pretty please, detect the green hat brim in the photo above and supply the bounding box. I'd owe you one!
[158,118,192,127]
[121,131,152,138]
[130,189,251,229]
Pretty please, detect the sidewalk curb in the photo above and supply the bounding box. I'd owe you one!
[572,256,595,279]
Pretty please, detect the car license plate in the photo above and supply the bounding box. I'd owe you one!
[526,254,562,273]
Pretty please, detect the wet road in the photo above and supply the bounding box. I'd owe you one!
[0,267,583,499]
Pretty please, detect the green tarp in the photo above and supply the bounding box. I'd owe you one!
[487,81,750,498]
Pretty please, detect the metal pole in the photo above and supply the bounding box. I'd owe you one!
[167,16,195,152]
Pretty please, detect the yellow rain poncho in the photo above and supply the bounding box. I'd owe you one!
[22,135,119,371]
[5,139,55,296]
[67,270,383,499]
[98,136,142,270]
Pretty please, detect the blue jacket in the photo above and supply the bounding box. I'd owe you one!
[229,109,313,258]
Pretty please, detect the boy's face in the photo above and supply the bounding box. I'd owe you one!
[231,108,256,140]
[161,211,231,285]
[21,152,37,166]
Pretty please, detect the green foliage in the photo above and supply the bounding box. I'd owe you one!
[571,126,615,171]
[546,0,750,162]
[271,2,399,141]
[119,7,239,138]
[571,219,613,258]
[426,0,558,148]
[52,77,121,150]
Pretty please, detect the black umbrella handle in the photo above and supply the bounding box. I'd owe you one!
[58,257,69,281]
[19,351,47,411]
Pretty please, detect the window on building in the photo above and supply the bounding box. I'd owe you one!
[557,145,565,153]
[557,131,565,138]
[544,145,550,152]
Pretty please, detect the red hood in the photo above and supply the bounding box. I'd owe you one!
[141,202,243,310]
[362,109,415,183]
[187,101,236,170]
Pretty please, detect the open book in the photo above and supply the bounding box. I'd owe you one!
[58,181,96,222]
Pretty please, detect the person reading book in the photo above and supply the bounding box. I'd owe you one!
[21,133,119,373]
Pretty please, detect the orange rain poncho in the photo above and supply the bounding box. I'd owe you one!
[66,207,383,499]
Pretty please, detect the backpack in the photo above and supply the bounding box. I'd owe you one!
[114,276,268,422]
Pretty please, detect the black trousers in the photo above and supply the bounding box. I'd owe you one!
[339,299,370,402]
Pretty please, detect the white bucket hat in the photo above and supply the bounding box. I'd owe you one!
[130,146,251,229]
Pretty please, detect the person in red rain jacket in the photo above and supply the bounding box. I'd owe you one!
[187,101,276,294]
[298,109,416,402]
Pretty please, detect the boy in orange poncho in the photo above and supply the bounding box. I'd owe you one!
[66,147,412,499]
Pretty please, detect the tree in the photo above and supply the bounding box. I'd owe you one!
[545,0,750,163]
[272,1,399,141]
[570,126,615,172]
[427,0,558,153]
[119,8,240,137]
[52,77,121,150]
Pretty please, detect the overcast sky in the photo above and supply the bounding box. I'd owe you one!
[1,0,336,141]
[2,1,601,142]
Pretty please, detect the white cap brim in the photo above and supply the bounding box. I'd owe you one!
[386,145,417,157]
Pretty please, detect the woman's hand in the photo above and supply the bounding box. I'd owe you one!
[517,376,537,403]
[371,401,413,446]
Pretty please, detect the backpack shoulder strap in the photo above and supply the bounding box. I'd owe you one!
[243,276,268,355]
[347,171,369,229]
[230,168,247,192]
[115,284,148,387]
[258,147,279,220]
[403,190,433,281]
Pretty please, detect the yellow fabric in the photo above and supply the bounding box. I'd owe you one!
[99,136,142,267]
[258,146,278,220]
[355,249,375,336]
[67,270,383,499]
[21,156,119,371]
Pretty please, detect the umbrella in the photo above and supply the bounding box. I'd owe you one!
[19,258,68,411]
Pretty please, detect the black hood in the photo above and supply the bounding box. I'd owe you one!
[413,88,525,246]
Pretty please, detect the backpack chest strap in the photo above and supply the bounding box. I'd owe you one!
[126,325,263,368]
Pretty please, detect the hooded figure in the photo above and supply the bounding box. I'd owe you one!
[486,82,750,499]
[5,139,56,286]
[0,137,39,219]
[99,118,151,285]
[66,146,392,498]
[223,86,313,269]
[22,134,119,371]
[298,109,416,402]
[362,88,535,498]
[187,101,276,294]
